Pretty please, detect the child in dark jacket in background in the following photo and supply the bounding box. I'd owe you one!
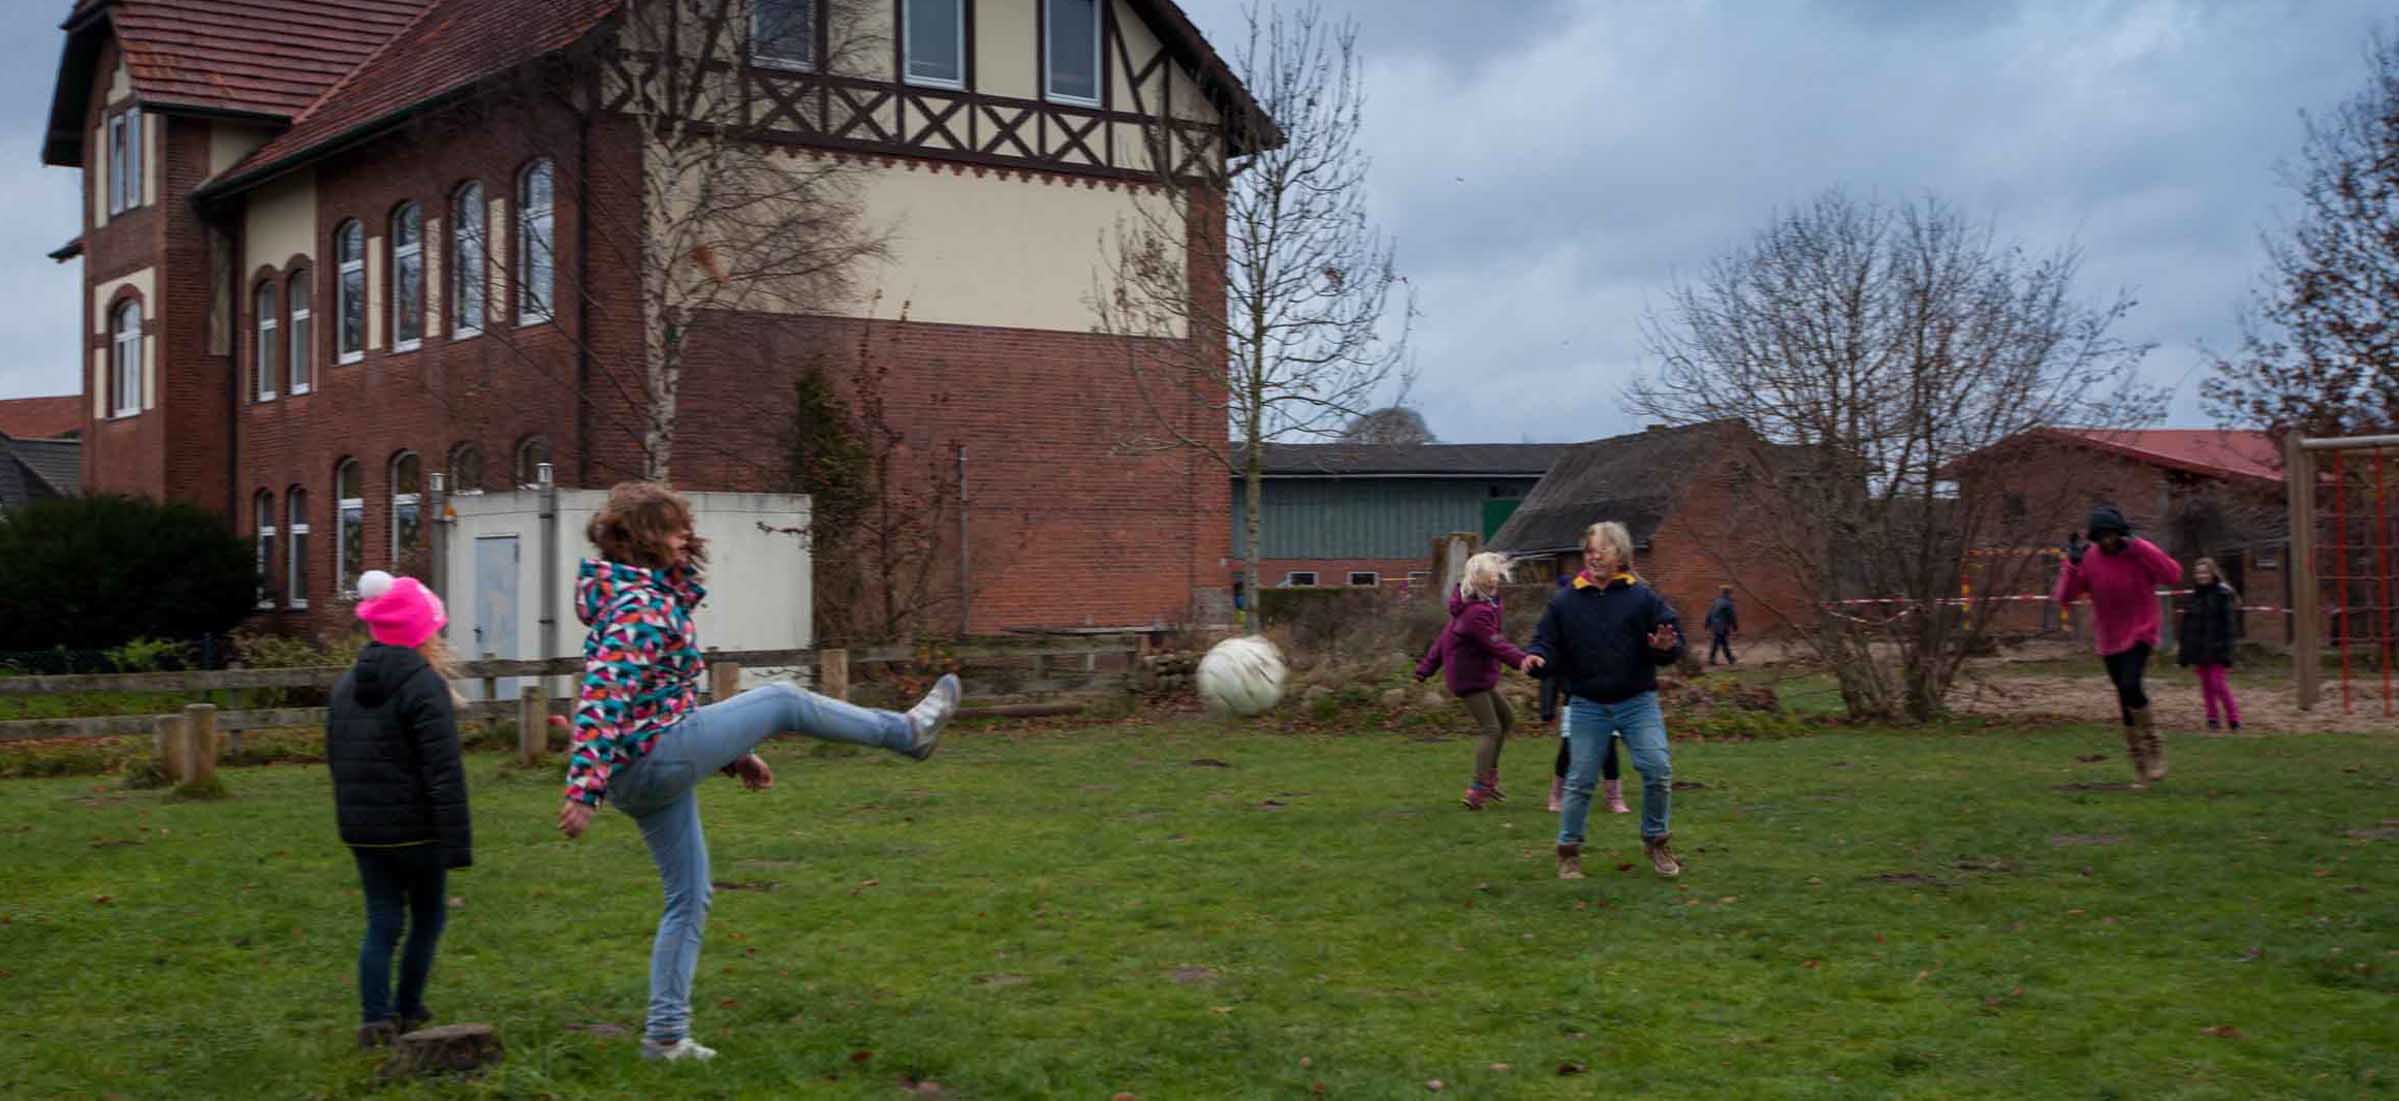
[326,571,472,1049]
[2177,556,2241,731]
[1540,673,1625,815]
[1417,552,1541,809]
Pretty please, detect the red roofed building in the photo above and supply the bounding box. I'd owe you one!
[44,0,1261,636]
[1954,426,2291,640]
[0,395,87,440]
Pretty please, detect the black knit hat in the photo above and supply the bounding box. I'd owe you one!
[2086,504,2132,537]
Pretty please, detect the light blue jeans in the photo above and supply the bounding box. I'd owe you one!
[1559,692,1672,845]
[608,682,917,1044]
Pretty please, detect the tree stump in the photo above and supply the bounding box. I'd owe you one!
[380,1023,504,1080]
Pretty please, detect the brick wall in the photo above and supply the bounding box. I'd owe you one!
[78,38,169,500]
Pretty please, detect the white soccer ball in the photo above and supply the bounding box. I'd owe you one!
[1196,635,1288,717]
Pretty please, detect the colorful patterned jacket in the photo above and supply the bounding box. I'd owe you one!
[564,558,707,806]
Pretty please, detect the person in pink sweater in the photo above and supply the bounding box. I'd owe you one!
[2052,505,2184,785]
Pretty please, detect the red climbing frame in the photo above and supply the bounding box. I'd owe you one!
[2290,434,2399,715]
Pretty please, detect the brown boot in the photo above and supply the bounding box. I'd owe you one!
[2134,708,2166,782]
[1556,843,1585,880]
[1644,834,1682,878]
[2120,722,2149,788]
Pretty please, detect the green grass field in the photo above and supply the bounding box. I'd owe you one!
[1,721,2392,1100]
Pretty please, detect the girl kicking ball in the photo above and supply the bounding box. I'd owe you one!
[1528,522,1686,880]
[554,482,962,1062]
[1416,552,1541,809]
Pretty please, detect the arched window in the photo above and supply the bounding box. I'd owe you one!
[287,270,313,394]
[452,182,487,336]
[517,160,555,324]
[391,452,422,558]
[448,442,485,496]
[253,280,279,402]
[335,459,365,596]
[391,202,425,351]
[336,221,366,363]
[287,487,312,610]
[515,436,553,488]
[254,491,278,608]
[110,299,142,417]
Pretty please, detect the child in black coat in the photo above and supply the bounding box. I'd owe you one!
[2176,557,2241,731]
[327,571,472,1048]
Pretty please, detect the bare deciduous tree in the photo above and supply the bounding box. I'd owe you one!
[2205,23,2399,439]
[1096,0,1414,607]
[1341,406,1436,445]
[1632,191,2162,721]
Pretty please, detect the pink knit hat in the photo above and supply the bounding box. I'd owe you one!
[355,570,448,648]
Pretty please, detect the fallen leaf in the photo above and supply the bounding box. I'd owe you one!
[1616,863,1634,872]
[717,997,739,1009]
[1425,1080,1445,1092]
[1312,1084,1326,1095]
[92,895,112,906]
[1300,1057,1312,1068]
[448,896,466,909]
[850,1050,874,1064]
[2312,869,2332,878]
[1557,1061,1588,1076]
[1489,1063,1512,1072]
[859,879,881,888]
[2201,1025,2243,1039]
[1111,1093,1138,1101]
[1803,960,1821,970]
[1210,1006,1235,1014]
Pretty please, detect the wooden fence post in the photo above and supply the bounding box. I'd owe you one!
[517,687,545,766]
[181,703,218,787]
[155,714,186,781]
[819,648,849,701]
[480,651,498,705]
[710,660,742,704]
[2287,432,2321,711]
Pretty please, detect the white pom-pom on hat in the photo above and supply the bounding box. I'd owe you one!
[357,570,397,600]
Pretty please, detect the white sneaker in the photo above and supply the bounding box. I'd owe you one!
[641,1037,718,1062]
[902,674,962,761]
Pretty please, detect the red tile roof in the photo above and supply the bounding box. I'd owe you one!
[0,395,86,440]
[208,0,619,193]
[90,0,434,118]
[2050,428,2283,484]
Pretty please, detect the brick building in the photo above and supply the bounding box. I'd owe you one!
[42,0,1259,636]
[1229,443,1564,596]
[1953,427,2288,639]
[1487,421,1815,633]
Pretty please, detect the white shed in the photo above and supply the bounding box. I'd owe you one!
[435,487,813,700]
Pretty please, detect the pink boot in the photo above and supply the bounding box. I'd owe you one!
[1546,775,1565,813]
[1460,778,1493,810]
[1603,778,1630,814]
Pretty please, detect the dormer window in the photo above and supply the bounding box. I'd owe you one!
[905,0,965,88]
[752,0,814,70]
[1044,0,1101,106]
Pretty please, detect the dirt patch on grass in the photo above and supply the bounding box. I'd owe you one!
[1956,668,2395,734]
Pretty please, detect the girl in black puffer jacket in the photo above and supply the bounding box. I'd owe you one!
[2176,557,2242,731]
[326,570,471,1048]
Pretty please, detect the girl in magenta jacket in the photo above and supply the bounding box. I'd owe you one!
[1417,552,1541,809]
[2052,505,2183,785]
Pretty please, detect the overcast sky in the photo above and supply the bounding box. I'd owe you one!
[1,1,2389,445]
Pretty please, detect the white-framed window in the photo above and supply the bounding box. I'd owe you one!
[1407,570,1431,589]
[336,220,366,363]
[287,488,311,610]
[390,202,425,351]
[110,299,142,417]
[448,442,485,496]
[515,436,552,488]
[752,0,814,69]
[255,491,278,609]
[517,160,555,324]
[288,271,313,394]
[905,0,965,88]
[1044,0,1101,105]
[451,182,486,337]
[390,452,422,559]
[1348,571,1380,588]
[253,281,279,402]
[107,111,141,214]
[335,459,365,597]
[1283,571,1318,588]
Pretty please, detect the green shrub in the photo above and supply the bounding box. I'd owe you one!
[105,638,194,674]
[0,495,257,652]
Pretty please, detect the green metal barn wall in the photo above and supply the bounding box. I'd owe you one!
[1232,478,1541,558]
